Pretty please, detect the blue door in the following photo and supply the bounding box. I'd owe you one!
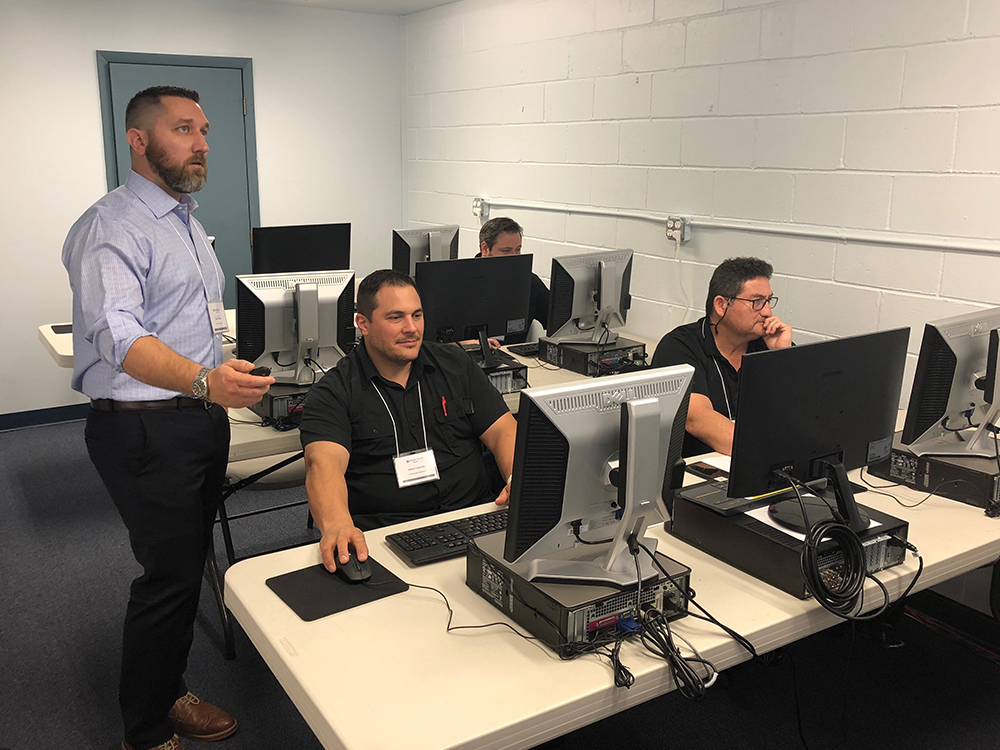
[101,55,259,308]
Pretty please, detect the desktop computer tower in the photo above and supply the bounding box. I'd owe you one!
[868,432,1000,511]
[248,383,312,421]
[669,483,908,600]
[465,348,529,395]
[537,337,646,377]
[466,531,690,657]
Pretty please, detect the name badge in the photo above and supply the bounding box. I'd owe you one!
[393,449,440,488]
[208,301,229,334]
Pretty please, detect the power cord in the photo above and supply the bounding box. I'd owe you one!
[636,541,758,662]
[774,472,925,621]
[774,472,889,620]
[859,466,999,518]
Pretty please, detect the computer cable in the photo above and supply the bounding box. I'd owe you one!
[882,536,924,623]
[783,623,856,750]
[304,357,327,377]
[570,519,614,545]
[366,579,543,642]
[623,539,714,698]
[942,412,978,432]
[773,473,891,620]
[378,576,646,686]
[990,429,1000,517]
[638,605,717,700]
[262,389,311,432]
[635,540,759,662]
[228,414,267,426]
[904,605,1000,666]
[858,466,997,516]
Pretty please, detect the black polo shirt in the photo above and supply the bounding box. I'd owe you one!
[651,316,769,457]
[299,339,510,530]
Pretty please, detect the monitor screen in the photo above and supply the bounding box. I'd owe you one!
[901,306,1000,458]
[728,328,909,533]
[502,365,693,587]
[391,225,460,276]
[546,249,632,345]
[251,223,351,274]
[414,255,533,344]
[236,271,356,386]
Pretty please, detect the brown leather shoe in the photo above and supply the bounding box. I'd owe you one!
[122,736,184,750]
[167,692,238,741]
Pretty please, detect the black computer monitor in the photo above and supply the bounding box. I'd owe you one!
[728,328,909,534]
[546,249,632,345]
[392,225,460,276]
[502,365,693,587]
[901,307,1000,458]
[414,255,532,345]
[235,271,356,386]
[251,223,351,274]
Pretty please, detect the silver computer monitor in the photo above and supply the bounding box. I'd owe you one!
[503,365,693,588]
[545,249,632,345]
[901,307,1000,458]
[235,271,356,386]
[391,225,460,276]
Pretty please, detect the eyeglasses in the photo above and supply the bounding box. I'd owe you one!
[729,296,778,312]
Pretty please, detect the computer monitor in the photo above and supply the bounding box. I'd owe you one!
[391,225,460,276]
[235,271,356,386]
[251,223,351,274]
[502,365,694,587]
[414,255,532,351]
[900,307,1000,458]
[545,249,633,345]
[728,328,909,534]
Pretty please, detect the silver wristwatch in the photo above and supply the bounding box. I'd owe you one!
[191,366,211,401]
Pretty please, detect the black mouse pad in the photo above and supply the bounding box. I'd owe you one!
[265,557,408,622]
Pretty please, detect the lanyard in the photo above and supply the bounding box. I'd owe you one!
[168,208,224,304]
[372,380,430,458]
[703,317,734,420]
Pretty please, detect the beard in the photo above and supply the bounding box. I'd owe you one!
[367,332,422,366]
[145,137,208,194]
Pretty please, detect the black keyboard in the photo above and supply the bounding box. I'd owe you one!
[385,508,508,565]
[506,342,539,357]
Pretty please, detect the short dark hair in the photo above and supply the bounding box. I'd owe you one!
[479,217,523,251]
[357,269,417,319]
[124,86,200,132]
[705,257,774,319]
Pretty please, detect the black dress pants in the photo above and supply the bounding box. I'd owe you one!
[85,404,230,749]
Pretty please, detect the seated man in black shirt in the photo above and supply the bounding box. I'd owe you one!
[299,269,518,572]
[651,257,792,457]
[477,216,549,342]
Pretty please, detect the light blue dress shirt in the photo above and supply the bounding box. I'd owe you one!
[62,170,225,401]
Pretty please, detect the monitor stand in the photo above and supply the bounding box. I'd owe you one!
[906,404,1000,460]
[476,330,497,369]
[767,461,870,535]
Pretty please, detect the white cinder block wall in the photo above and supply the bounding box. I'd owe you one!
[402,0,1000,404]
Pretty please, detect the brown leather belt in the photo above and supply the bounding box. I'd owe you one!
[90,397,211,412]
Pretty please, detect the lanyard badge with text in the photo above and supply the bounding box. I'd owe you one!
[373,380,441,489]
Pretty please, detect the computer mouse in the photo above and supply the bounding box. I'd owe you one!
[334,551,372,584]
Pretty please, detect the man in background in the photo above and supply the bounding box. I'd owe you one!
[651,257,792,457]
[477,216,549,342]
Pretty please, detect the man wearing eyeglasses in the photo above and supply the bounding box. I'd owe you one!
[651,257,792,457]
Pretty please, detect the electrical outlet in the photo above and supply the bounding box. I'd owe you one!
[472,197,490,219]
[666,216,690,243]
